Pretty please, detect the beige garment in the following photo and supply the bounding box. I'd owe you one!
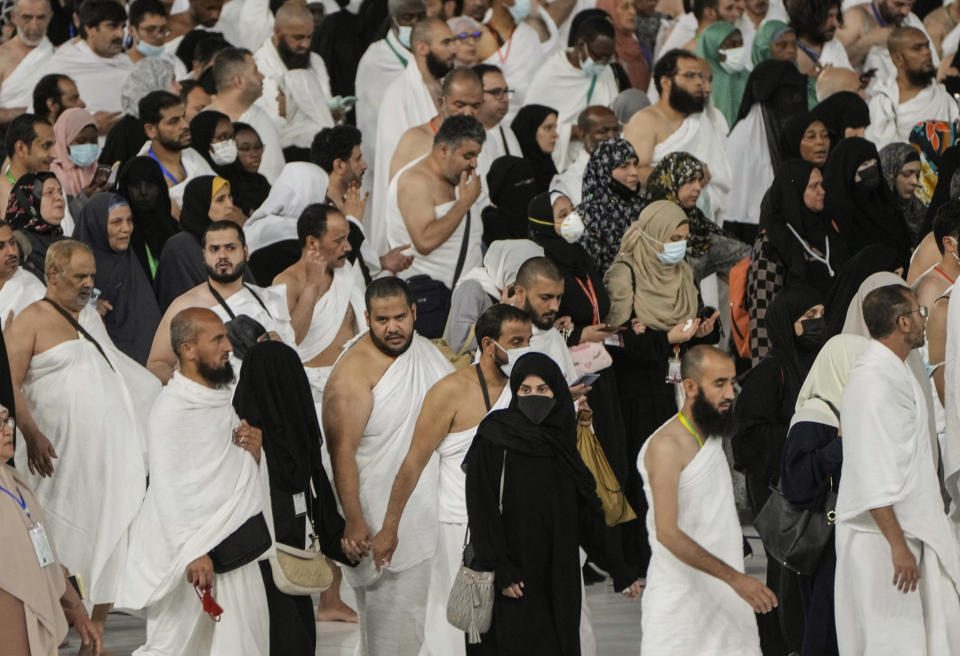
[604,200,698,330]
[0,464,67,656]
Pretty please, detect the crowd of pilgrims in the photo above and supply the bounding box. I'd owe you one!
[5,0,960,653]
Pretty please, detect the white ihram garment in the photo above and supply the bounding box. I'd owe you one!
[0,38,54,109]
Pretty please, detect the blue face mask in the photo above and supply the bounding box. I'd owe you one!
[136,39,166,57]
[396,24,412,49]
[69,143,100,168]
[508,0,531,23]
[580,51,607,78]
[656,239,688,265]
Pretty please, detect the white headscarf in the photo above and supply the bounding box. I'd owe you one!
[455,239,544,298]
[244,162,329,252]
[793,334,871,427]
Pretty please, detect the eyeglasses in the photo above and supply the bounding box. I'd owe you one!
[483,87,515,99]
[455,30,482,40]
[0,416,15,432]
[674,71,706,81]
[900,306,928,320]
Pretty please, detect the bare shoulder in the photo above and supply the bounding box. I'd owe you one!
[399,163,431,189]
[431,364,474,399]
[644,419,689,469]
[329,335,390,387]
[273,263,301,289]
[9,300,48,333]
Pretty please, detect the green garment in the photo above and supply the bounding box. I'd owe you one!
[696,21,750,129]
[751,20,792,67]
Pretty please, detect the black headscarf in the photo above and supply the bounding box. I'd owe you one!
[179,175,219,241]
[822,137,910,264]
[189,110,229,171]
[734,60,808,168]
[465,353,599,508]
[812,91,870,147]
[481,155,539,243]
[224,122,272,217]
[6,172,64,281]
[116,156,179,279]
[763,283,823,401]
[511,104,559,195]
[73,193,161,365]
[780,112,825,162]
[823,243,903,337]
[527,191,591,277]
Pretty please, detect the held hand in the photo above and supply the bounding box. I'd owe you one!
[458,169,482,207]
[730,573,778,613]
[553,315,574,332]
[695,311,720,338]
[185,555,214,589]
[667,318,699,345]
[891,544,921,593]
[233,420,262,463]
[342,182,368,219]
[343,516,372,561]
[621,579,645,601]
[380,244,415,273]
[72,610,103,653]
[81,177,109,199]
[580,323,620,343]
[371,527,399,571]
[93,110,122,134]
[26,432,57,477]
[96,298,113,317]
[569,382,591,401]
[501,581,524,598]
[630,318,646,334]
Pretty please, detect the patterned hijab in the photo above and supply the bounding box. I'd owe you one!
[879,142,927,245]
[6,172,63,236]
[645,152,722,255]
[580,138,646,273]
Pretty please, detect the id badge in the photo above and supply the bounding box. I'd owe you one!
[29,522,55,567]
[293,492,307,516]
[665,357,682,384]
[604,334,623,348]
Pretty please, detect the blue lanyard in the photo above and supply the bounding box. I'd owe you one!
[869,2,886,28]
[796,40,820,62]
[0,482,30,518]
[148,147,184,185]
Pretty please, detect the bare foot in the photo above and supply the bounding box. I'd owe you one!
[315,600,358,623]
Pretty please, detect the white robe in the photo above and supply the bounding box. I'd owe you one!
[0,38,54,109]
[355,30,412,167]
[298,262,366,363]
[864,13,939,93]
[135,141,215,209]
[943,285,960,519]
[819,38,855,70]
[550,148,589,206]
[0,267,45,326]
[47,39,133,114]
[524,51,620,171]
[244,161,329,254]
[253,38,335,148]
[736,6,789,70]
[477,124,520,182]
[651,109,732,222]
[207,283,295,376]
[116,372,272,656]
[837,340,960,655]
[725,104,774,225]
[370,61,438,254]
[942,21,960,58]
[219,0,273,51]
[13,307,160,604]
[638,430,761,655]
[531,324,578,384]
[656,12,697,61]
[480,22,542,120]
[866,79,960,149]
[386,156,483,289]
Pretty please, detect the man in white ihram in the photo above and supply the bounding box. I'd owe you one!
[0,0,54,120]
[836,284,960,654]
[118,307,273,656]
[323,277,453,655]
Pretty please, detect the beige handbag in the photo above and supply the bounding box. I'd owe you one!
[269,478,334,595]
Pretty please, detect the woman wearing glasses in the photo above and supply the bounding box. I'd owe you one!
[447,16,484,66]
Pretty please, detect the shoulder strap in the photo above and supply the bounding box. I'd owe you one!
[811,394,841,421]
[207,282,272,320]
[499,450,505,513]
[476,364,492,411]
[451,210,471,289]
[42,298,115,371]
[499,126,511,156]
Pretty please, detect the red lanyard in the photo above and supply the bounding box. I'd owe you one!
[487,23,515,67]
[575,276,599,325]
[935,266,956,284]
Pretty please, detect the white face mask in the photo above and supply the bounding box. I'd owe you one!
[211,139,238,166]
[396,23,413,49]
[558,211,585,243]
[495,342,531,378]
[718,46,747,74]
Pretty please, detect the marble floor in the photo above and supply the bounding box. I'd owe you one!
[58,531,767,655]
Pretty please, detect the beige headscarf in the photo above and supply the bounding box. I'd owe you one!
[792,334,871,427]
[604,200,698,330]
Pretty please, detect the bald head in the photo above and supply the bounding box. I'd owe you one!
[888,26,935,85]
[577,105,620,152]
[815,67,864,102]
[275,1,313,26]
[888,26,926,56]
[440,67,483,117]
[411,15,450,47]
[170,307,223,358]
[681,345,732,384]
[388,0,425,18]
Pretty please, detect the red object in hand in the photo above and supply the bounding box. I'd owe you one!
[195,585,223,622]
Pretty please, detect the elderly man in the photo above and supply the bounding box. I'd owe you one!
[369,16,455,253]
[203,47,284,183]
[323,277,453,656]
[551,105,620,205]
[148,220,294,383]
[255,2,336,148]
[0,220,44,327]
[48,0,133,115]
[0,0,53,121]
[371,303,532,656]
[838,285,960,653]
[639,345,767,655]
[815,66,868,100]
[786,0,853,77]
[0,113,54,219]
[119,307,272,656]
[867,27,959,149]
[8,239,160,644]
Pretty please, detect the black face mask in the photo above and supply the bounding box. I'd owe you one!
[797,316,826,349]
[517,395,555,425]
[855,164,881,192]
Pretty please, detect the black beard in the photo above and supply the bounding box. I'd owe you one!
[197,358,235,386]
[523,298,555,330]
[157,133,186,151]
[206,260,246,284]
[426,50,452,79]
[691,391,737,439]
[369,328,413,357]
[277,38,311,69]
[877,2,902,26]
[668,83,705,115]
[906,68,936,88]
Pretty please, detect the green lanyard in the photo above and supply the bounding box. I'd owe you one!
[677,411,703,449]
[5,168,15,185]
[385,35,408,67]
[586,74,598,105]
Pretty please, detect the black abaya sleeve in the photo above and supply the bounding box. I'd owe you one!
[732,359,788,484]
[311,464,355,567]
[780,421,842,508]
[465,437,520,589]
[576,498,636,591]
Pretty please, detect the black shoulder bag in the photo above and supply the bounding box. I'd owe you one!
[207,282,272,360]
[406,210,471,339]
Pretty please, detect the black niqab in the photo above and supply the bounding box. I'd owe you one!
[481,155,539,243]
[763,284,823,401]
[116,156,179,278]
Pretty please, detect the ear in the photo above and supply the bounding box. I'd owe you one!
[364,309,371,326]
[144,123,159,140]
[682,378,698,398]
[411,302,418,321]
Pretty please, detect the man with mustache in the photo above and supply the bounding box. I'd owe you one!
[867,26,959,148]
[6,239,161,651]
[48,0,133,115]
[0,220,44,328]
[0,113,55,220]
[148,221,294,383]
[0,0,54,123]
[786,0,853,78]
[322,277,453,655]
[639,345,769,655]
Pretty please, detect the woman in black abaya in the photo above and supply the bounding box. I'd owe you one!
[115,156,180,281]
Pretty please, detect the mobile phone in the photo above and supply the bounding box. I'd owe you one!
[572,373,600,388]
[698,305,717,320]
[106,161,120,187]
[94,165,111,187]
